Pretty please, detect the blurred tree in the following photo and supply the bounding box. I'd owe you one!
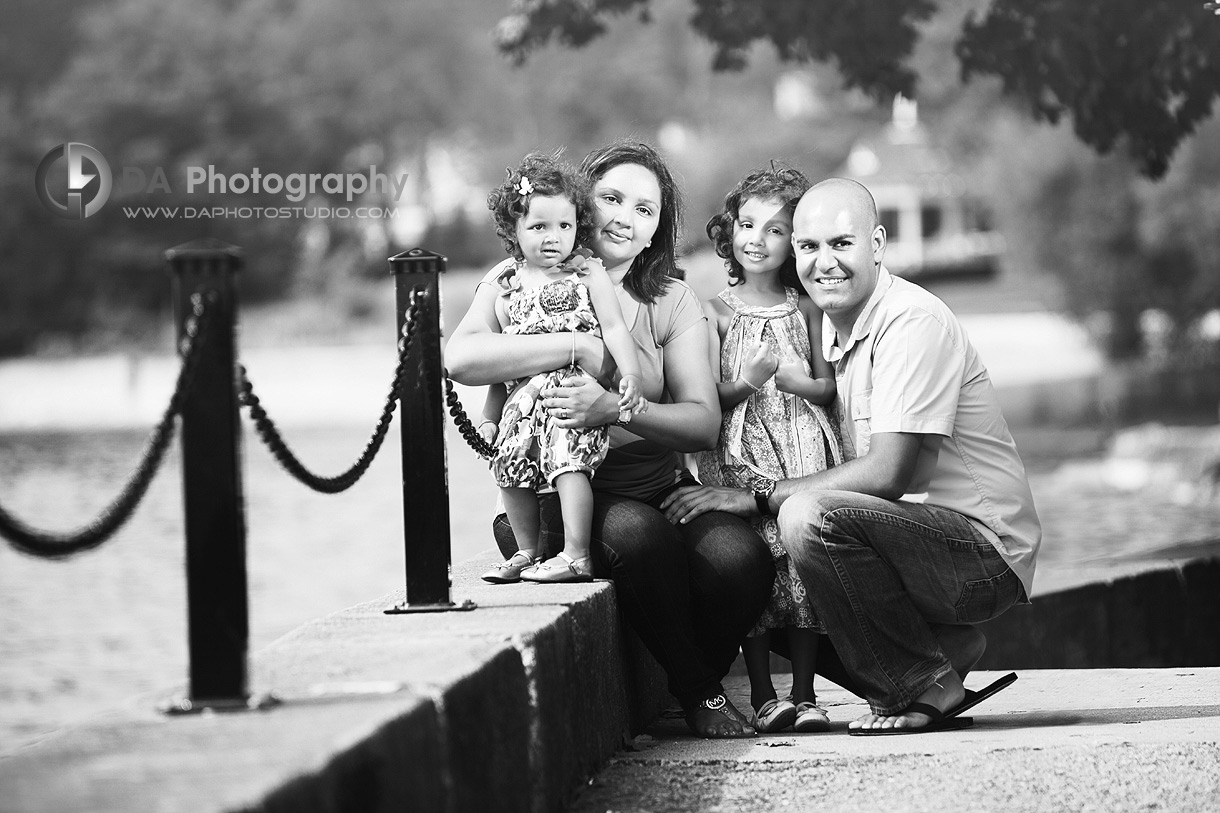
[494,0,1220,178]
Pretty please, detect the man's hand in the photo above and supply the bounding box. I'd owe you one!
[660,484,754,525]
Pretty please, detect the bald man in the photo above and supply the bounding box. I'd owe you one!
[662,178,1040,734]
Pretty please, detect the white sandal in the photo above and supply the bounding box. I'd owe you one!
[480,550,538,584]
[793,701,831,733]
[520,551,593,583]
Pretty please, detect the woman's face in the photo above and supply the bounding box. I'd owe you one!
[588,163,663,271]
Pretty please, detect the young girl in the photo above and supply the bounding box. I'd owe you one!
[696,166,847,733]
[477,151,644,584]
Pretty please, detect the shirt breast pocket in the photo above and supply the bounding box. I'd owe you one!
[850,389,872,455]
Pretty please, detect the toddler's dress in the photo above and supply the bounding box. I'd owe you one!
[490,261,609,489]
[696,287,848,636]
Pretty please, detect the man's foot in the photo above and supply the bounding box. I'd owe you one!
[849,669,965,733]
[685,694,757,738]
[847,672,1017,736]
[933,625,987,679]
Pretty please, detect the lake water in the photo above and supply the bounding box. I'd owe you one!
[2,260,1217,753]
[0,421,499,750]
[5,422,1220,753]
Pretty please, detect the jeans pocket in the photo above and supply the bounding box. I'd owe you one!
[954,567,1020,623]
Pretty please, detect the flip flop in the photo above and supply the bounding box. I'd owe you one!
[849,672,1017,736]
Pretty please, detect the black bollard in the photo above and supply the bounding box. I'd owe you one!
[385,248,474,614]
[162,238,263,712]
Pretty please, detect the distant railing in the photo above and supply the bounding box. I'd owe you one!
[0,239,480,714]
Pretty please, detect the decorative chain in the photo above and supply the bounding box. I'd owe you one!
[0,293,214,558]
[238,289,426,493]
[443,373,494,459]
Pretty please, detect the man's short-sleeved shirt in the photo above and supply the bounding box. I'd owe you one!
[823,267,1041,599]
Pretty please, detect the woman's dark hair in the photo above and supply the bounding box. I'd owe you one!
[706,165,810,290]
[487,150,595,261]
[580,139,684,304]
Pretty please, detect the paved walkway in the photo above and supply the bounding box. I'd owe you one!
[570,668,1220,813]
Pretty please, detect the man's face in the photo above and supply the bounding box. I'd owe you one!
[792,189,885,334]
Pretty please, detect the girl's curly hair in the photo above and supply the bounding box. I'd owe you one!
[706,165,811,289]
[488,150,595,261]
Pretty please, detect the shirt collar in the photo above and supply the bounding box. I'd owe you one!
[822,265,894,363]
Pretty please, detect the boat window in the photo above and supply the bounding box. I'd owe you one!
[880,208,900,241]
[921,205,942,239]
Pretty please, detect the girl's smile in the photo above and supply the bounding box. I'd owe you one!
[732,197,794,277]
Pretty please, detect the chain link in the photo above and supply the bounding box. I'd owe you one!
[443,374,495,459]
[0,294,214,558]
[239,289,426,493]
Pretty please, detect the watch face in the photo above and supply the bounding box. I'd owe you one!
[752,477,775,497]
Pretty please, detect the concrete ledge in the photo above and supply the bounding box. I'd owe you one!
[979,554,1220,669]
[0,550,669,813]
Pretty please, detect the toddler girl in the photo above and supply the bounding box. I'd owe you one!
[696,166,847,732]
[477,151,643,584]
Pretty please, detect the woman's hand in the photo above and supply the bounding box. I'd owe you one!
[660,484,754,524]
[740,341,778,391]
[541,375,619,429]
[574,332,612,381]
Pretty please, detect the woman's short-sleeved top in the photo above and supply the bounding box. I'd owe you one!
[596,277,706,502]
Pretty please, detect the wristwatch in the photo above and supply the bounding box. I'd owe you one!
[752,477,776,517]
[612,408,632,428]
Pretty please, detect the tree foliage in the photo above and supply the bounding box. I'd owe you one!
[957,0,1220,179]
[497,0,937,99]
[496,0,1220,178]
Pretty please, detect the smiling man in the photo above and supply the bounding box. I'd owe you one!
[662,177,1041,734]
[785,177,1041,733]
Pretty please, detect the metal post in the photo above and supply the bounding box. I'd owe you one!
[385,248,474,613]
[162,238,261,711]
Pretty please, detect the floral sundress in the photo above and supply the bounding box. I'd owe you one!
[696,287,848,635]
[490,261,609,489]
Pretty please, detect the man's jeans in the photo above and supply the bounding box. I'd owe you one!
[779,490,1022,715]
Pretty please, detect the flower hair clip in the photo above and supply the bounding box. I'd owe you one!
[516,176,533,196]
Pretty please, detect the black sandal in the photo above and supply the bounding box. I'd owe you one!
[685,694,757,738]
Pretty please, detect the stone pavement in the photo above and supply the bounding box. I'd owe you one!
[570,668,1220,813]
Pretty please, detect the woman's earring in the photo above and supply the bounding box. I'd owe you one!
[645,241,652,248]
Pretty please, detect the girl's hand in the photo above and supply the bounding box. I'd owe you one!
[541,375,618,429]
[477,421,499,446]
[774,362,812,395]
[740,341,778,391]
[617,374,643,412]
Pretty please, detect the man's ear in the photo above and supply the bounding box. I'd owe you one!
[871,224,886,264]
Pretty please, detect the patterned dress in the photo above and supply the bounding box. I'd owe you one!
[490,261,609,489]
[696,287,848,636]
